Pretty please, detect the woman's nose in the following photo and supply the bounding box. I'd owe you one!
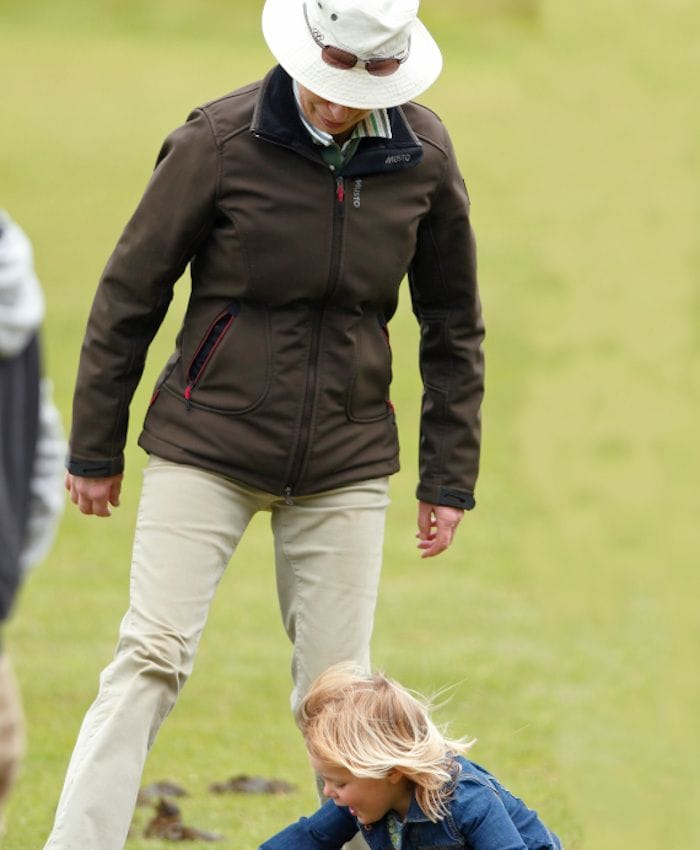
[327,102,351,121]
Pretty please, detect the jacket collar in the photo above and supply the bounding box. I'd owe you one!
[251,65,423,176]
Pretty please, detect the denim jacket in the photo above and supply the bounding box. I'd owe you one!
[259,757,562,850]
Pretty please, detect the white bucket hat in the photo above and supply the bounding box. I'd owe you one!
[262,0,443,109]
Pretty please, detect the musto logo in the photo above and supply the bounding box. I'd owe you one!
[352,179,363,208]
[384,154,411,164]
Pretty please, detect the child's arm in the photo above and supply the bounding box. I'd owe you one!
[259,800,358,850]
[454,774,560,850]
[456,784,529,850]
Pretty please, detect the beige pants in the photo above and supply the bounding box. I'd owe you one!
[44,457,389,849]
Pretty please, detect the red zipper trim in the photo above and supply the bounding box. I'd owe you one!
[184,305,239,409]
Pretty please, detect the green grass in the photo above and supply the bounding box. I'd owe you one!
[2,0,698,847]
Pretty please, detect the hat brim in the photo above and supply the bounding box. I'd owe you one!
[262,0,443,109]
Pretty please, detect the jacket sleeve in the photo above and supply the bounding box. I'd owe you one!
[67,108,219,477]
[259,800,358,850]
[453,779,528,850]
[408,125,484,510]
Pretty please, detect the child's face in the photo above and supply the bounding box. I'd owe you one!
[311,756,413,825]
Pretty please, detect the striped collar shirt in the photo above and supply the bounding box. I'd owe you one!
[292,79,393,150]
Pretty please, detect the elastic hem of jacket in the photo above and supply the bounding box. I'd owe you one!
[417,484,475,511]
[66,456,124,477]
[137,432,399,498]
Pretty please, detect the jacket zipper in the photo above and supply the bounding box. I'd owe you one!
[335,176,345,207]
[184,301,240,410]
[283,175,345,499]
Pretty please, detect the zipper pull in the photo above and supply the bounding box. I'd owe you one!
[184,385,192,410]
[336,176,345,203]
[283,486,294,505]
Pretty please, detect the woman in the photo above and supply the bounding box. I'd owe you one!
[47,2,485,847]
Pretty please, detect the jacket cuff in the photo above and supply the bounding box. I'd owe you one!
[416,484,476,511]
[66,454,124,478]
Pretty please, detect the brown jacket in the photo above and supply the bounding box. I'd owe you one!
[69,66,484,507]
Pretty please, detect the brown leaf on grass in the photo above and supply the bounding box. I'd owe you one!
[208,774,296,795]
[143,798,224,842]
[137,780,189,805]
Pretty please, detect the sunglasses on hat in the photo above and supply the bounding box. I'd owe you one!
[303,3,410,77]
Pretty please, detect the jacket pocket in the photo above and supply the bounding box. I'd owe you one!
[181,300,270,414]
[346,313,394,423]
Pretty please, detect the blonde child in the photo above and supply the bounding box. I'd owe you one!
[260,664,562,850]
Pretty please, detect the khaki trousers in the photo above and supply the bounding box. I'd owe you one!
[45,457,389,849]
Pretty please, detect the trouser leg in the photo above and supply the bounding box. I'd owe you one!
[44,458,261,850]
[271,477,390,715]
[272,478,389,850]
[0,651,25,824]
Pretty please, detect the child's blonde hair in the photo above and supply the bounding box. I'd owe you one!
[296,663,474,822]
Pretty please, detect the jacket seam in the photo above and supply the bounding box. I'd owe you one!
[200,108,257,285]
[197,106,224,213]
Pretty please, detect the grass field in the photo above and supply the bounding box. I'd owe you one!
[2,0,698,847]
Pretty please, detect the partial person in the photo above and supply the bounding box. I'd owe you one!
[260,664,563,850]
[0,210,65,829]
[46,0,485,847]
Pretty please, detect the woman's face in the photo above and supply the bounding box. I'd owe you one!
[297,84,372,142]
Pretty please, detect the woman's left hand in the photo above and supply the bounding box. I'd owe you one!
[416,501,464,558]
